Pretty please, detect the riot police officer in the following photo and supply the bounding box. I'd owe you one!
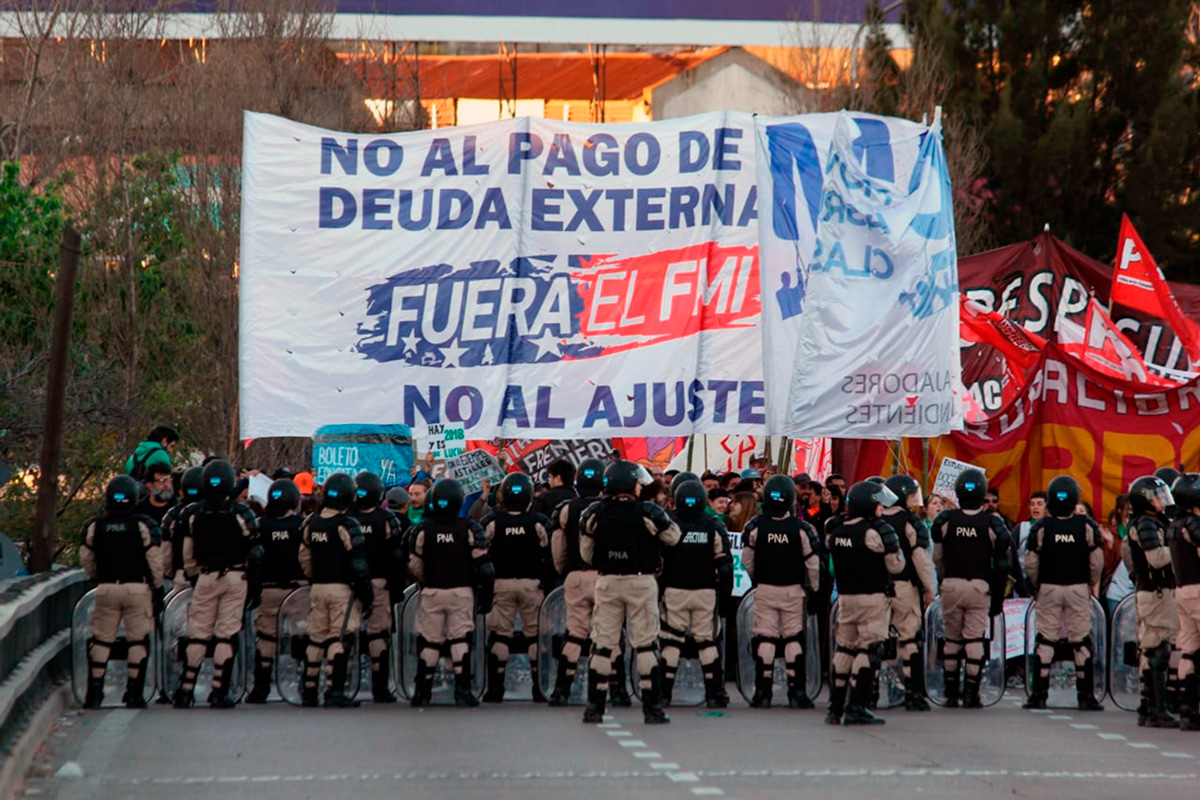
[1169,473,1200,730]
[742,474,822,709]
[882,474,936,711]
[1023,476,1105,710]
[580,460,681,724]
[660,479,733,708]
[826,481,906,726]
[298,472,374,708]
[245,478,307,704]
[160,466,203,592]
[351,471,408,703]
[173,460,262,709]
[482,472,553,703]
[930,468,1011,708]
[1125,475,1178,727]
[79,475,164,708]
[548,458,606,706]
[408,478,493,707]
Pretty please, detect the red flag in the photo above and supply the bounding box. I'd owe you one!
[1057,296,1175,387]
[1112,215,1200,366]
[960,296,1046,372]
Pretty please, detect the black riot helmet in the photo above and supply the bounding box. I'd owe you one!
[201,459,237,499]
[266,478,301,517]
[762,474,797,515]
[1155,466,1182,487]
[354,471,385,510]
[500,472,534,511]
[673,480,708,519]
[180,466,204,503]
[955,468,988,510]
[670,472,700,495]
[1129,475,1174,516]
[866,476,887,485]
[884,474,923,510]
[603,460,641,496]
[1046,475,1081,518]
[430,478,466,519]
[105,475,139,514]
[322,472,356,511]
[1172,474,1200,514]
[847,480,899,519]
[576,458,605,495]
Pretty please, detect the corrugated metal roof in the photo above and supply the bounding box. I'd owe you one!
[341,49,725,101]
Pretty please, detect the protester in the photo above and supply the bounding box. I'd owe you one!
[134,463,175,527]
[1100,494,1131,606]
[709,489,731,524]
[406,478,430,525]
[727,491,757,532]
[124,425,179,478]
[923,493,944,527]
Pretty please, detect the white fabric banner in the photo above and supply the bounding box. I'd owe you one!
[755,111,963,437]
[240,111,764,439]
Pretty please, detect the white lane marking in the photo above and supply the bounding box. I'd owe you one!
[651,763,681,770]
[1128,743,1160,749]
[603,715,614,721]
[632,752,662,759]
[1069,724,1098,730]
[1029,709,1053,714]
[1163,753,1195,759]
[607,731,633,737]
[1098,733,1127,741]
[55,710,139,800]
[668,772,700,782]
[1048,715,1073,720]
[691,788,724,796]
[598,723,621,729]
[619,740,648,748]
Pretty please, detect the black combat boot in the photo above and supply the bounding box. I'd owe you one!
[171,686,195,709]
[123,663,148,709]
[325,652,361,707]
[548,658,573,706]
[962,672,983,709]
[83,674,105,709]
[372,649,396,703]
[904,653,931,711]
[1137,668,1152,727]
[529,659,548,703]
[209,659,238,708]
[582,669,606,723]
[483,653,506,703]
[609,655,633,707]
[943,667,961,708]
[246,657,273,704]
[842,668,886,725]
[661,665,676,708]
[643,666,670,724]
[749,658,773,708]
[1148,657,1179,728]
[410,660,434,707]
[824,677,848,725]
[1076,659,1104,711]
[1022,655,1048,709]
[704,661,730,709]
[454,660,480,707]
[1179,673,1200,731]
[788,656,814,709]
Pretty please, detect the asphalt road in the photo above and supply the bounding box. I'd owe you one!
[17,691,1200,800]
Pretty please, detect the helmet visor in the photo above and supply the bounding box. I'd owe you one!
[909,486,924,509]
[1152,480,1175,510]
[635,465,654,487]
[872,485,899,509]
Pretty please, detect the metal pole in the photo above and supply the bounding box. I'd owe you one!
[31,227,82,573]
[686,435,695,472]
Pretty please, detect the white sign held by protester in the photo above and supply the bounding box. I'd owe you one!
[425,422,466,459]
[446,449,506,495]
[932,456,982,506]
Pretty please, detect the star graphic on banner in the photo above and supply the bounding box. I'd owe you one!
[401,332,421,356]
[441,339,467,368]
[529,329,563,361]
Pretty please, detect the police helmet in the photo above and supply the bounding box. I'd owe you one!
[955,468,988,510]
[1172,474,1200,514]
[105,475,139,513]
[603,460,641,496]
[847,480,898,519]
[673,480,708,519]
[669,471,700,495]
[1046,475,1081,518]
[866,475,887,485]
[201,460,237,499]
[1129,475,1174,516]
[1155,466,1182,487]
[266,478,300,516]
[322,472,356,511]
[500,472,534,511]
[354,471,385,510]
[180,466,204,503]
[762,474,797,515]
[430,478,466,519]
[576,458,605,495]
[884,474,923,510]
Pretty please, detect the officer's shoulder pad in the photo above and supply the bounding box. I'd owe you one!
[533,512,553,527]
[742,516,761,535]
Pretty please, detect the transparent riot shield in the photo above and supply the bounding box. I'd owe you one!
[922,598,1006,707]
[274,585,363,706]
[391,585,418,697]
[1108,593,1139,712]
[70,588,158,707]
[537,586,586,705]
[828,599,904,709]
[1024,595,1107,707]
[161,588,247,703]
[735,588,821,704]
[397,588,486,703]
[630,614,723,707]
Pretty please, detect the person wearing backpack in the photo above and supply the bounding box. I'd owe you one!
[125,426,180,479]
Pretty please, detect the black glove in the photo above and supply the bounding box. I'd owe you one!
[245,574,262,612]
[988,587,1004,618]
[152,587,165,618]
[355,578,375,611]
[475,561,496,616]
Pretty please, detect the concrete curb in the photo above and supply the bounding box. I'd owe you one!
[0,684,71,800]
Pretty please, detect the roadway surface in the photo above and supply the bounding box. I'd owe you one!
[18,690,1200,800]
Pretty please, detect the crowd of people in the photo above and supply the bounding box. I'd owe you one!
[74,425,1200,731]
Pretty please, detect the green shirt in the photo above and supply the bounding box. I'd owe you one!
[124,441,171,477]
[407,505,425,526]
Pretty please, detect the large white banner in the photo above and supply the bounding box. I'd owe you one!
[241,112,764,439]
[755,111,962,437]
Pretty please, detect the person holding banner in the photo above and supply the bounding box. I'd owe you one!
[548,458,607,706]
[579,461,681,725]
[1168,474,1200,731]
[742,475,822,709]
[1125,475,1179,728]
[481,472,553,704]
[930,469,1012,709]
[882,475,936,711]
[1022,476,1105,711]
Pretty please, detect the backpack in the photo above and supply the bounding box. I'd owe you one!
[128,443,166,481]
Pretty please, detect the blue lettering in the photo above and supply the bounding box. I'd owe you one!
[321,137,357,175]
[606,189,633,231]
[362,189,392,230]
[363,139,403,176]
[565,189,603,232]
[398,189,433,231]
[766,122,822,240]
[713,127,742,170]
[636,188,666,231]
[708,380,737,423]
[534,386,565,429]
[531,189,564,231]
[544,133,581,176]
[678,131,709,173]
[701,184,735,226]
[508,132,543,174]
[422,138,458,176]
[624,133,660,176]
[475,188,512,229]
[498,385,530,428]
[670,186,700,228]
[446,386,483,429]
[462,135,489,175]
[851,117,894,182]
[737,185,758,226]
[738,381,766,425]
[318,187,355,228]
[584,134,619,176]
[437,189,472,229]
[404,385,440,426]
[584,386,621,428]
[687,379,705,423]
[652,382,685,426]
